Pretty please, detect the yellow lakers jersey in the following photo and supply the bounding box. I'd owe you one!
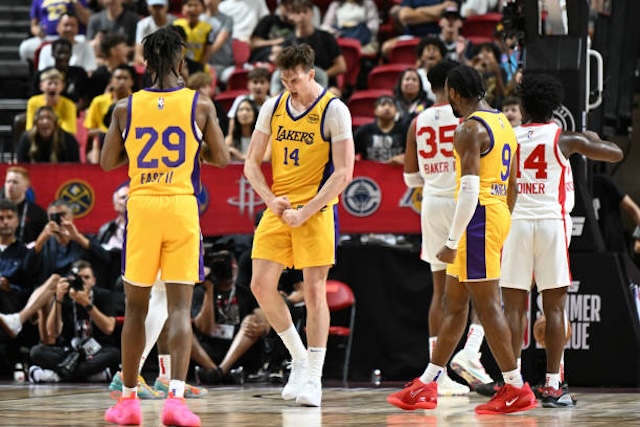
[124,87,202,197]
[270,89,337,206]
[173,19,212,63]
[455,110,517,206]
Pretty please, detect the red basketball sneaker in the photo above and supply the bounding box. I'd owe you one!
[386,378,438,410]
[475,383,537,414]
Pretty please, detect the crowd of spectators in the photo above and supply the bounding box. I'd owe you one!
[3,0,618,385]
[13,0,523,167]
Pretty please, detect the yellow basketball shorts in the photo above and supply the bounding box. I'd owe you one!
[447,202,511,282]
[252,205,337,269]
[123,195,204,286]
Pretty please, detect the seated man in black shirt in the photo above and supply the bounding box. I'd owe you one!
[29,260,120,382]
[354,95,408,164]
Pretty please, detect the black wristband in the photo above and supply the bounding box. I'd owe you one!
[85,303,94,312]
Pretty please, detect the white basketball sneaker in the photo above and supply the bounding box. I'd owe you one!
[282,360,307,400]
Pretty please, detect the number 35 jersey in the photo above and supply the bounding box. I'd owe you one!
[415,103,461,198]
[512,122,572,220]
[270,89,338,206]
[124,87,202,197]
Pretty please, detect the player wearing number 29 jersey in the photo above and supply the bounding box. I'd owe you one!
[125,87,203,198]
[121,87,205,285]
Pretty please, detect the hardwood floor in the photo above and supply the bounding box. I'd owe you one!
[0,382,638,426]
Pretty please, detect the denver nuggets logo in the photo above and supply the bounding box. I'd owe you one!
[307,113,319,124]
[55,180,95,218]
[196,185,210,217]
[342,177,381,217]
[400,187,422,214]
[158,97,165,110]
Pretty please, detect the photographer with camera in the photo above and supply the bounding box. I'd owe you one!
[28,260,120,383]
[32,199,110,288]
[191,248,271,385]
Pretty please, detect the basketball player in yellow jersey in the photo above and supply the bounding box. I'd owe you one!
[388,65,536,415]
[244,44,354,407]
[101,27,228,427]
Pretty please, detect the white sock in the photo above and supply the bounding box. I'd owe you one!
[502,369,524,387]
[516,357,521,371]
[158,354,171,381]
[419,363,445,384]
[278,325,307,362]
[545,372,560,389]
[464,323,484,355]
[307,347,326,379]
[140,281,168,373]
[428,336,437,361]
[169,379,185,398]
[122,385,137,398]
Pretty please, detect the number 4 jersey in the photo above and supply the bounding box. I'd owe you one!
[512,122,573,220]
[415,103,461,198]
[124,87,203,197]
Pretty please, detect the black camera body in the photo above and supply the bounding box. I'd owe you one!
[50,212,62,225]
[207,249,234,283]
[67,267,84,291]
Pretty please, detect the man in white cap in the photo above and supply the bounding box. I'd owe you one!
[134,0,176,66]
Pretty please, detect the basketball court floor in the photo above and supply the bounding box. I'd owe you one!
[0,382,638,426]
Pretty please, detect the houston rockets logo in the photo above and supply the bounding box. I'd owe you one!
[227,175,265,219]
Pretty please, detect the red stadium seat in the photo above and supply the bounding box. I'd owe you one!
[215,89,249,114]
[337,38,362,88]
[347,89,393,117]
[367,64,408,91]
[388,38,420,66]
[226,68,250,90]
[461,12,503,38]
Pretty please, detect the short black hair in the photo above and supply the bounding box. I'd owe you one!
[447,65,485,100]
[51,37,72,52]
[417,36,447,60]
[0,200,17,214]
[427,59,459,91]
[518,73,564,123]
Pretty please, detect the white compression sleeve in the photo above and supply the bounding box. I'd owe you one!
[446,175,480,249]
[403,172,424,188]
[141,280,169,364]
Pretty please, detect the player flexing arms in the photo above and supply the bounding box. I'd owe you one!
[244,44,354,407]
[101,27,229,426]
[500,73,622,407]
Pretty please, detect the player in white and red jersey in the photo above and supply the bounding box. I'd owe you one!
[500,73,622,408]
[402,60,492,396]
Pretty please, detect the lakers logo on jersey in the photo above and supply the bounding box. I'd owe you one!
[342,177,381,217]
[274,125,315,145]
[55,180,95,218]
[400,187,422,214]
